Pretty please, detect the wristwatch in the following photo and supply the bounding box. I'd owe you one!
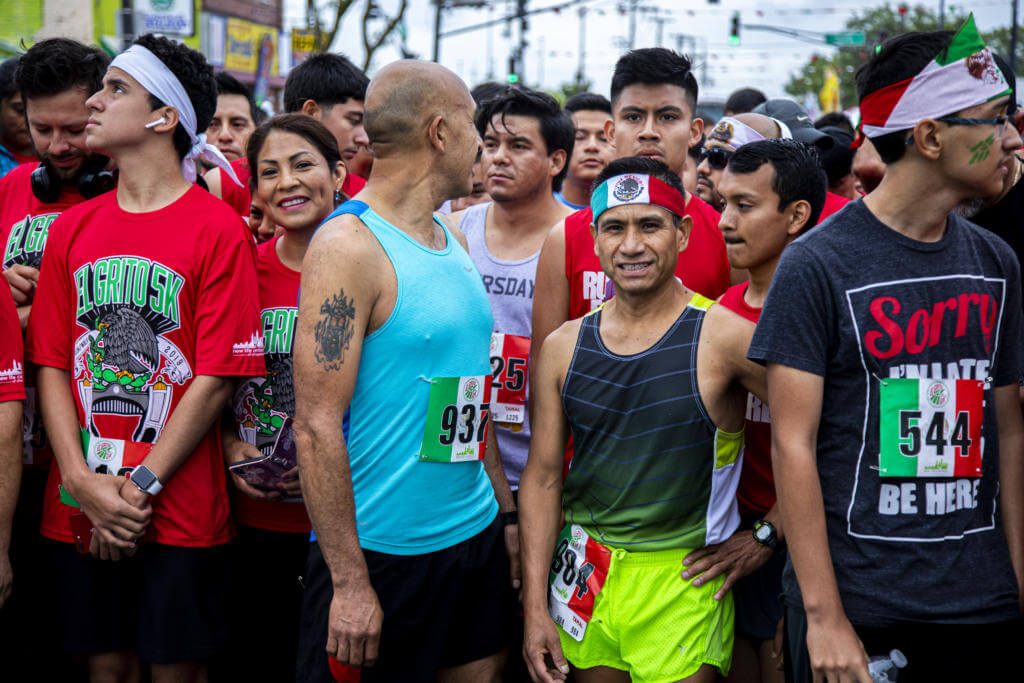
[499,510,519,526]
[752,519,779,550]
[130,465,163,496]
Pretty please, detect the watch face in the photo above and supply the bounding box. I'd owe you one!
[755,525,771,541]
[132,467,156,489]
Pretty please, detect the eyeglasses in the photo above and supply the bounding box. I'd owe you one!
[699,146,733,170]
[905,115,1013,146]
[936,115,1012,139]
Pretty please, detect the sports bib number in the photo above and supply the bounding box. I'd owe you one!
[489,333,530,424]
[418,375,491,463]
[879,378,983,478]
[548,524,611,642]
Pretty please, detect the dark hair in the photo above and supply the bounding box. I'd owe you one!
[610,49,698,114]
[132,34,217,161]
[610,49,700,114]
[727,139,827,232]
[470,81,507,107]
[214,71,258,124]
[814,112,854,135]
[593,156,685,201]
[283,53,368,113]
[475,87,575,192]
[818,126,856,185]
[856,30,954,164]
[724,87,766,114]
[246,113,341,192]
[15,38,109,101]
[0,58,18,102]
[565,92,611,115]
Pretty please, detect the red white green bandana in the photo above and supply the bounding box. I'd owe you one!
[858,14,1010,143]
[591,173,686,222]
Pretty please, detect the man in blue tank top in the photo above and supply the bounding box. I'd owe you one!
[293,60,517,683]
[520,156,768,683]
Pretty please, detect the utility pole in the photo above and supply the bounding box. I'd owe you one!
[653,14,667,47]
[1012,0,1019,74]
[576,5,587,86]
[433,1,443,62]
[628,0,639,50]
[938,0,945,29]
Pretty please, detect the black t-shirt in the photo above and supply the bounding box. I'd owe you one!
[749,199,1023,627]
[972,167,1024,304]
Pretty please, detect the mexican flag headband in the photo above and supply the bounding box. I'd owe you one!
[856,14,1010,146]
[591,173,686,222]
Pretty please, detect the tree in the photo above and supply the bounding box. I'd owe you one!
[305,0,410,71]
[784,4,990,110]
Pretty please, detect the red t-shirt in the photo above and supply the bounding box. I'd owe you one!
[819,191,851,223]
[0,286,25,403]
[220,158,252,219]
[719,281,774,517]
[564,194,730,319]
[25,186,265,547]
[1,162,88,467]
[232,236,310,534]
[220,159,367,219]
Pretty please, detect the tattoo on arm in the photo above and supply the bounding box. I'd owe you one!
[314,290,356,371]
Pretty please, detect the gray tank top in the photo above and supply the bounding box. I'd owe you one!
[460,202,539,489]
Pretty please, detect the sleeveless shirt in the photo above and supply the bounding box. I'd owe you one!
[460,202,537,488]
[326,200,497,555]
[561,294,743,551]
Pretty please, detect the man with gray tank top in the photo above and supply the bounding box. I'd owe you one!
[293,61,518,683]
[447,87,574,502]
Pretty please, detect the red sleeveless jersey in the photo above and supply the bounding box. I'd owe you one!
[719,281,775,516]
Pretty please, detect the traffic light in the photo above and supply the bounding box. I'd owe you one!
[729,12,740,46]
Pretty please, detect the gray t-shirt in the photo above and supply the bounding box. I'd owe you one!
[461,202,538,489]
[749,199,1023,626]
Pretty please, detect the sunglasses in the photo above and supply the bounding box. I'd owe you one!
[699,146,733,170]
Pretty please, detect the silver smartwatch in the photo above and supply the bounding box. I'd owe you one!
[130,465,163,496]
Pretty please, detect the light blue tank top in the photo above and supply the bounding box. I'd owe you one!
[326,200,497,555]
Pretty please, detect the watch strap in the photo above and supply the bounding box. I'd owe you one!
[499,510,518,526]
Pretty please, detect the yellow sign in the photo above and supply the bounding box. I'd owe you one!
[292,29,316,53]
[225,17,278,75]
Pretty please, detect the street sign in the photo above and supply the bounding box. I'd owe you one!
[825,31,866,46]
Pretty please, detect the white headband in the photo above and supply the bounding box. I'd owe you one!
[773,118,793,140]
[110,44,240,186]
[709,117,766,150]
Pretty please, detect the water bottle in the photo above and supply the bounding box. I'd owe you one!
[868,649,907,682]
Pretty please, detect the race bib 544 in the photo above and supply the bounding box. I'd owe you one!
[879,378,983,478]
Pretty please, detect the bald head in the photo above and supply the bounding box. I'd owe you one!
[364,60,472,155]
[734,113,784,139]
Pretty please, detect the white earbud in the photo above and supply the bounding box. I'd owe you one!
[144,117,167,129]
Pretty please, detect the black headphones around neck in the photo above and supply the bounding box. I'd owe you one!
[30,157,116,203]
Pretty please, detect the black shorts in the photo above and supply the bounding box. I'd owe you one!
[213,524,309,682]
[733,545,786,643]
[45,539,230,664]
[296,515,514,683]
[784,605,1024,683]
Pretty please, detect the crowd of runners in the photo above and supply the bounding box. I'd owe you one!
[0,13,1022,683]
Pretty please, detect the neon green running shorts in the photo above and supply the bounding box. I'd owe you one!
[556,544,734,682]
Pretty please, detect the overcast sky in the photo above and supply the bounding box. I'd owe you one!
[282,0,1016,103]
